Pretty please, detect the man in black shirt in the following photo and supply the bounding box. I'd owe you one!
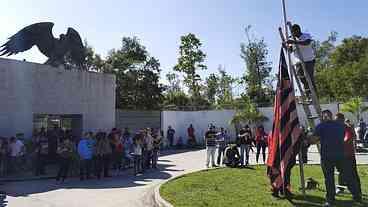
[205,125,218,168]
[237,125,253,166]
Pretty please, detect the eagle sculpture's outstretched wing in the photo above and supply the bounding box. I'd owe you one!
[66,28,86,67]
[0,22,54,56]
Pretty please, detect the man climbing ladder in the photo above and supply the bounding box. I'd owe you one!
[286,24,316,99]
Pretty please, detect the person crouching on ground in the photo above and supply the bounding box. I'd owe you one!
[335,113,362,198]
[78,132,94,180]
[95,132,112,179]
[56,136,74,183]
[223,144,240,168]
[308,110,362,207]
[205,125,217,168]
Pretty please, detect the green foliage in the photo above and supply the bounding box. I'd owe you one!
[166,72,181,93]
[174,33,207,104]
[202,66,237,109]
[315,35,368,101]
[217,67,237,109]
[341,97,368,122]
[313,31,337,72]
[105,37,164,110]
[84,41,105,72]
[163,91,191,109]
[331,36,368,67]
[240,27,273,106]
[205,73,219,104]
[230,95,268,127]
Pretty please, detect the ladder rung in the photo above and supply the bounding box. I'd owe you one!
[307,116,319,120]
[299,100,313,105]
[336,185,348,189]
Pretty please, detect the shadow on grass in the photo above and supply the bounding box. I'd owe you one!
[289,194,368,207]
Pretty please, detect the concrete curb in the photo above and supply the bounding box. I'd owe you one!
[153,167,219,207]
[154,182,174,207]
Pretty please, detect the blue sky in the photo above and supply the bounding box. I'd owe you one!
[1,0,367,83]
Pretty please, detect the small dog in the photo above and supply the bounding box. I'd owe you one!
[305,177,320,190]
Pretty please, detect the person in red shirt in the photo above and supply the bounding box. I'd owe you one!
[187,124,196,147]
[335,113,362,199]
[255,125,268,164]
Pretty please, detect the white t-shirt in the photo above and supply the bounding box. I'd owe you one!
[145,135,154,151]
[134,145,142,155]
[9,140,24,157]
[292,33,315,64]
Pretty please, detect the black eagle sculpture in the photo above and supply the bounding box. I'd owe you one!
[0,22,86,69]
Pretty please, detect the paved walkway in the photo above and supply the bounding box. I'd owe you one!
[2,150,206,207]
[2,148,368,207]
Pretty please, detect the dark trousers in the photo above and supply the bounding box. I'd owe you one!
[79,159,92,179]
[56,157,71,181]
[338,158,362,196]
[144,150,152,169]
[256,142,267,163]
[112,152,122,170]
[96,155,111,178]
[133,155,142,175]
[152,149,159,168]
[321,158,361,202]
[35,154,47,176]
[8,156,17,174]
[217,146,226,165]
[296,60,316,96]
[168,137,174,148]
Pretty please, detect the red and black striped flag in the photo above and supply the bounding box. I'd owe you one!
[266,49,302,192]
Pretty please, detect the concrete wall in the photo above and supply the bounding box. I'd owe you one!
[0,58,116,138]
[161,103,367,144]
[115,110,161,133]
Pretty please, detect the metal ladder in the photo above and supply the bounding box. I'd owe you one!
[278,22,322,137]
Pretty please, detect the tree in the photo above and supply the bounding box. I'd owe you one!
[314,35,368,102]
[84,41,105,72]
[105,37,164,110]
[174,33,207,105]
[163,91,190,109]
[205,73,219,105]
[312,31,337,71]
[240,26,273,106]
[230,95,268,130]
[330,36,368,67]
[166,72,181,93]
[217,67,236,108]
[341,97,368,122]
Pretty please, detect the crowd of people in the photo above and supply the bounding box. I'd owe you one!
[0,127,163,183]
[204,124,269,169]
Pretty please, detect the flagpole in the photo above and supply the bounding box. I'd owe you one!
[281,0,306,196]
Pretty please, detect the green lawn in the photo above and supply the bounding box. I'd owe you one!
[160,165,368,207]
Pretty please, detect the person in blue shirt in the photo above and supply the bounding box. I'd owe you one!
[309,110,362,207]
[78,132,94,180]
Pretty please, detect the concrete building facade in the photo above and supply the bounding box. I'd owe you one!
[0,58,116,138]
